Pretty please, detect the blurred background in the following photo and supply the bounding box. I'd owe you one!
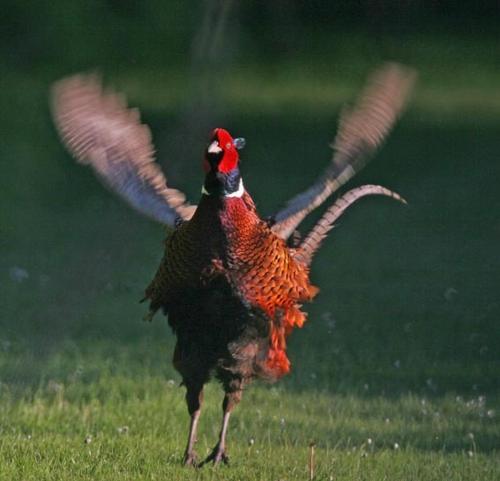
[1,0,499,397]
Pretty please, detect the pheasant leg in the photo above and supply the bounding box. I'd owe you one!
[204,410,231,465]
[182,383,204,466]
[202,384,243,466]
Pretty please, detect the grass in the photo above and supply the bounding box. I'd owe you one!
[0,341,498,480]
[1,30,500,479]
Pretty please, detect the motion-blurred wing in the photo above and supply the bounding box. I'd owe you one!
[51,74,196,226]
[270,63,416,240]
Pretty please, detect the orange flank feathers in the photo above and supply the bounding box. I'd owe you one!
[220,195,319,376]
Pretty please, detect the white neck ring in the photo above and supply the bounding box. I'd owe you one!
[225,179,245,198]
[201,179,245,198]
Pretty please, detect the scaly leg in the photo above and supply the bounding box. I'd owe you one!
[202,380,243,466]
[183,382,204,466]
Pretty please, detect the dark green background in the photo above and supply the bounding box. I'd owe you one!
[1,1,499,396]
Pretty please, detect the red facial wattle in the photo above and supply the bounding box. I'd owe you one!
[213,128,240,174]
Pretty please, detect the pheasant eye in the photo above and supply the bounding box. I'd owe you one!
[226,142,232,149]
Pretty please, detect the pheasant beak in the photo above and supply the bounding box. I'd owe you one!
[208,140,223,155]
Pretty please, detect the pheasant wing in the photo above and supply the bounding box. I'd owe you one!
[270,63,416,240]
[51,74,196,226]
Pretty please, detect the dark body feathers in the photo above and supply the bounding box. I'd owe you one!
[146,191,316,384]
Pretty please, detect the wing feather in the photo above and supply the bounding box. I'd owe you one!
[51,74,196,226]
[271,63,416,239]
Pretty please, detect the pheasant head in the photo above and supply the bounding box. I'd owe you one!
[203,128,246,197]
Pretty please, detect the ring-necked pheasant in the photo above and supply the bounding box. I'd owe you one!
[51,63,416,466]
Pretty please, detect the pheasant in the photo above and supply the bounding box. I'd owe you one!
[51,64,416,466]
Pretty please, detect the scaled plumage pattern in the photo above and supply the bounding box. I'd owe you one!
[51,63,416,466]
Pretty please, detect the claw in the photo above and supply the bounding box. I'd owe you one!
[213,450,229,466]
[183,450,198,467]
[200,445,229,466]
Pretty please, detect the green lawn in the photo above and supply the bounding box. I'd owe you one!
[0,342,498,481]
[1,39,499,479]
